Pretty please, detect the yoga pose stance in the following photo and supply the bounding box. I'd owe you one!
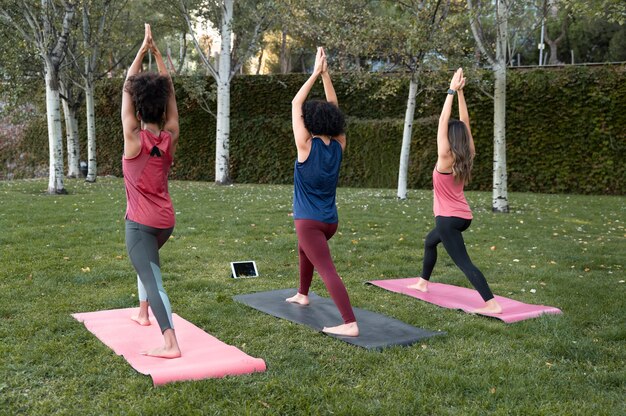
[121,24,182,357]
[408,68,502,314]
[286,47,359,337]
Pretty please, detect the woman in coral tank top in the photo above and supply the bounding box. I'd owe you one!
[121,24,181,357]
[408,68,502,314]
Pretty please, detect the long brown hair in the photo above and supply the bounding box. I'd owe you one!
[448,119,473,184]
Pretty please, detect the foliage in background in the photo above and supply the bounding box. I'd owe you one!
[2,65,625,195]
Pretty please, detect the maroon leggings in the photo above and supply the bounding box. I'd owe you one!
[295,219,356,324]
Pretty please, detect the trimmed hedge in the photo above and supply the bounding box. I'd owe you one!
[4,66,625,194]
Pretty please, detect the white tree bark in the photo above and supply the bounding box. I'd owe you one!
[214,0,233,185]
[492,63,508,212]
[85,78,97,182]
[44,64,66,194]
[60,81,80,178]
[82,3,103,183]
[492,0,509,212]
[397,77,418,200]
[0,1,75,193]
[78,0,116,183]
[181,0,269,185]
[468,0,509,212]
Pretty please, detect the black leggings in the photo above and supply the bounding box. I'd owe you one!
[125,220,175,333]
[421,216,494,301]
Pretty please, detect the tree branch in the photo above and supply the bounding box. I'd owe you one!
[179,0,219,80]
[0,9,35,45]
[229,13,270,82]
[49,2,75,67]
[96,39,141,79]
[467,0,496,66]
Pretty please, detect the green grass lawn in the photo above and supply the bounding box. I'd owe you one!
[1,178,624,415]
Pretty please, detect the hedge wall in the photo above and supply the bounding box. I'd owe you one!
[5,65,625,194]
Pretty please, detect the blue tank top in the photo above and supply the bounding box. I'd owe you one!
[293,137,343,223]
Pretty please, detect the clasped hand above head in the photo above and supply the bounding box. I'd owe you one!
[313,46,328,76]
[449,68,466,92]
[139,23,162,57]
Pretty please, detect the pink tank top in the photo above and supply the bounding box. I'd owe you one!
[122,130,175,229]
[432,166,472,219]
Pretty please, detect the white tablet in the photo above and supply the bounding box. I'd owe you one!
[230,261,259,278]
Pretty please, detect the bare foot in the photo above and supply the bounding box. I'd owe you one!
[141,346,181,359]
[322,322,359,337]
[407,277,429,292]
[286,292,309,306]
[131,315,151,326]
[473,299,503,314]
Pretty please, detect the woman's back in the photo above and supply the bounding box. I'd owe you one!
[293,137,342,223]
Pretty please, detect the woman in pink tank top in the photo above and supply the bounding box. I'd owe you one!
[408,68,502,314]
[121,24,182,358]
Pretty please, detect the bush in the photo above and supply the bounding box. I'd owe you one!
[2,65,624,194]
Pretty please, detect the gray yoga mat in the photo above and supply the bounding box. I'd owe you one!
[233,289,445,350]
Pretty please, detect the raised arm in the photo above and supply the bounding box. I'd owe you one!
[457,83,475,157]
[150,37,179,154]
[292,47,325,161]
[320,50,346,150]
[121,24,151,157]
[437,68,464,166]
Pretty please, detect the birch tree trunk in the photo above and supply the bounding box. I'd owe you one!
[178,32,187,74]
[492,0,509,212]
[256,47,264,74]
[60,83,80,178]
[0,0,74,192]
[397,77,418,200]
[180,0,269,184]
[280,29,290,74]
[492,63,508,212]
[215,0,233,185]
[544,0,566,65]
[44,64,66,194]
[468,0,509,212]
[85,77,97,182]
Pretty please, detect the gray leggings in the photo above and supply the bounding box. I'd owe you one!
[125,220,175,333]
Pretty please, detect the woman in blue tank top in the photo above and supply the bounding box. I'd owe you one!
[285,47,359,337]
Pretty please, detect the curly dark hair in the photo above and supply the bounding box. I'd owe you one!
[302,100,345,137]
[124,72,171,124]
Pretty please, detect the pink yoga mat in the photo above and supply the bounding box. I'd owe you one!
[368,278,562,323]
[73,308,266,385]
